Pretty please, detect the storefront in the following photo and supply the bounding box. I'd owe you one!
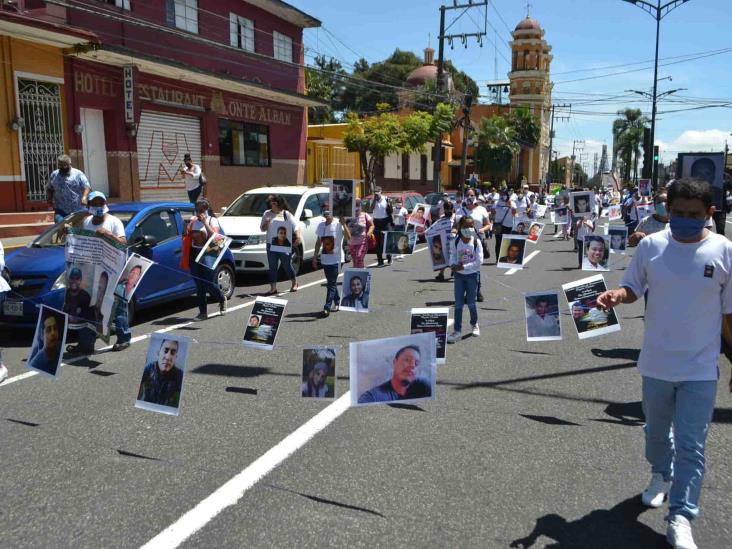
[65,49,320,209]
[0,13,96,213]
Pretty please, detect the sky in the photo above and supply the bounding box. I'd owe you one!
[291,0,732,170]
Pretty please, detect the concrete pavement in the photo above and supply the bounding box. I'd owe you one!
[0,226,730,548]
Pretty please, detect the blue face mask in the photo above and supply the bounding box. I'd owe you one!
[669,216,705,240]
[654,203,667,217]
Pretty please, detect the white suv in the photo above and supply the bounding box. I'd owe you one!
[218,186,330,274]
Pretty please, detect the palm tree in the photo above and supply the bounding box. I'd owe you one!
[613,108,648,185]
[474,115,520,182]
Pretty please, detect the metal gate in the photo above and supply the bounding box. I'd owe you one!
[18,79,65,202]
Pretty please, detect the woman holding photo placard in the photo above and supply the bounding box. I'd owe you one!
[260,195,301,295]
[446,216,483,343]
[188,198,226,321]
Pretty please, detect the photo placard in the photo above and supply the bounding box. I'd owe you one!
[135,333,190,416]
[524,291,562,342]
[26,305,68,379]
[242,296,288,350]
[302,347,336,399]
[411,307,449,365]
[562,275,620,339]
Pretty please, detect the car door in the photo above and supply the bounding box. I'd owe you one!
[128,209,189,304]
[300,193,325,257]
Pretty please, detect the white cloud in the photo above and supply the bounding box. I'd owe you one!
[657,129,730,162]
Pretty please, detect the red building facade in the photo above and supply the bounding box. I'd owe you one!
[4,0,321,212]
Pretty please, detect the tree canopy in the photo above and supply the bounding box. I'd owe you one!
[307,50,480,122]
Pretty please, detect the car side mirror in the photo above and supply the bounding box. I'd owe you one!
[220,206,227,214]
[138,234,157,248]
[301,208,313,220]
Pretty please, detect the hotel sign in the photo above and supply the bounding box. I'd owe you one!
[123,66,135,124]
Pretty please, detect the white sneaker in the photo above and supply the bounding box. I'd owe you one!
[446,331,462,344]
[667,515,697,549]
[471,324,480,337]
[641,473,671,508]
[0,363,7,383]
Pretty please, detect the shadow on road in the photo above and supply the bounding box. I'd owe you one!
[591,348,640,361]
[509,495,667,548]
[191,363,270,378]
[264,484,385,518]
[520,414,580,426]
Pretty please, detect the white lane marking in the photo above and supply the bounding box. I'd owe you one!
[1,370,39,386]
[505,250,540,276]
[141,392,352,549]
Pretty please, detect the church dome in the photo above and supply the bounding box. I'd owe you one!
[406,64,438,86]
[515,16,542,32]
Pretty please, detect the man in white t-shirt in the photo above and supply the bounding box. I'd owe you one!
[312,209,350,317]
[371,187,392,266]
[180,153,203,204]
[69,191,130,355]
[598,178,732,549]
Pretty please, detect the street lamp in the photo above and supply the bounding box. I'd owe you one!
[622,0,691,189]
[459,91,474,198]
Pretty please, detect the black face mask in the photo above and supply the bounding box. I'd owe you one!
[59,166,70,175]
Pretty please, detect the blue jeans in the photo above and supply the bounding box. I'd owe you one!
[77,299,130,351]
[187,186,202,204]
[267,247,296,284]
[323,263,340,310]
[190,249,225,314]
[54,208,69,224]
[642,376,717,521]
[453,271,478,332]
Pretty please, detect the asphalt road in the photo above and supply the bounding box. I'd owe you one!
[1,223,731,548]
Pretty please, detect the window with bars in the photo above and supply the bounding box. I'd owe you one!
[218,119,271,167]
[229,13,255,52]
[273,31,292,63]
[168,0,198,33]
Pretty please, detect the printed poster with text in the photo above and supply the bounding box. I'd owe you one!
[64,228,127,337]
[410,307,449,365]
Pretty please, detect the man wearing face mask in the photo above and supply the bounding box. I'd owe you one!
[46,154,90,223]
[68,191,130,356]
[597,178,732,549]
[371,187,392,266]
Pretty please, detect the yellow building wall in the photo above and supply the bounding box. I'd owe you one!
[307,124,362,187]
[0,37,66,178]
[0,36,67,211]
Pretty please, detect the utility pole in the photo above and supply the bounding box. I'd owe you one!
[622,0,692,190]
[570,139,584,188]
[459,91,474,198]
[546,103,571,189]
[432,1,488,193]
[593,153,599,177]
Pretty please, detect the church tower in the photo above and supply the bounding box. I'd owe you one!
[509,16,553,186]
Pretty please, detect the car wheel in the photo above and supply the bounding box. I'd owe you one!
[216,263,236,299]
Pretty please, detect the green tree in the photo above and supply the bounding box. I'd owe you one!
[474,115,520,182]
[305,55,348,124]
[612,108,648,184]
[343,103,454,191]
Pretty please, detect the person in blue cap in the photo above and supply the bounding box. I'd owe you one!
[67,191,131,356]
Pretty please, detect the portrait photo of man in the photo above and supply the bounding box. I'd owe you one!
[321,236,335,256]
[330,180,354,219]
[340,270,370,312]
[498,238,526,268]
[63,266,92,322]
[27,306,67,378]
[90,271,109,325]
[609,228,628,254]
[583,235,610,271]
[136,336,187,413]
[572,193,592,215]
[115,265,142,302]
[428,234,447,267]
[525,293,561,341]
[357,345,432,404]
[571,301,591,334]
[271,225,291,248]
[527,223,544,242]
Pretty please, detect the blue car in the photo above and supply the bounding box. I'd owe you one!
[0,202,236,328]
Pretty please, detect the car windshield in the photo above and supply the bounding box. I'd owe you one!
[424,194,442,205]
[223,193,300,217]
[32,211,136,247]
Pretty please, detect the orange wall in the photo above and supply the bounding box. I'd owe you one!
[0,36,67,211]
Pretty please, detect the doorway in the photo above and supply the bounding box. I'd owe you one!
[80,108,109,195]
